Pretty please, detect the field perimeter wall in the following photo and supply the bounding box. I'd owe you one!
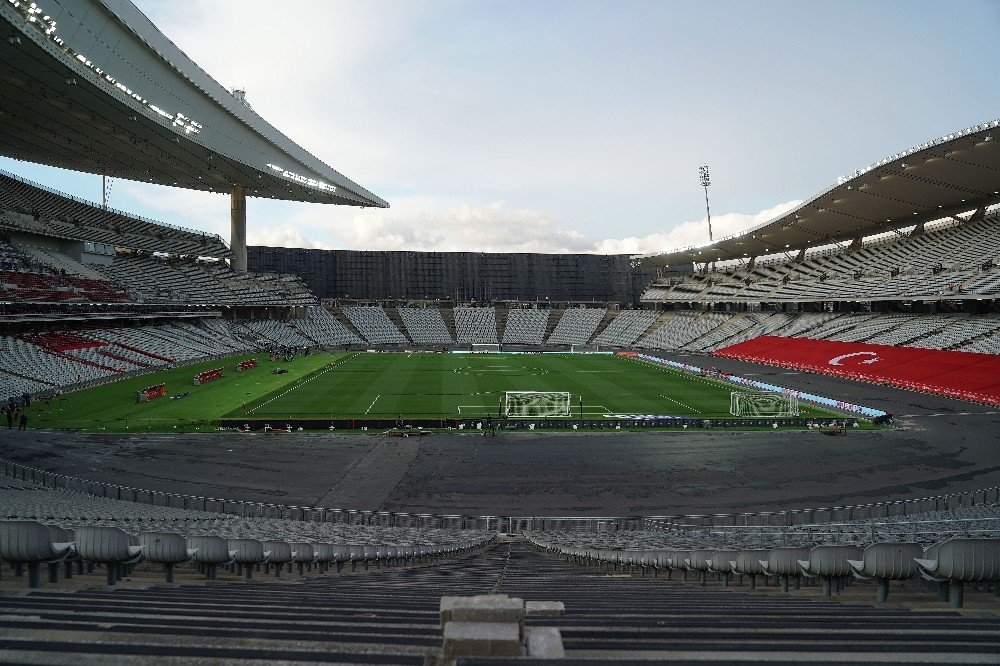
[714,336,1000,406]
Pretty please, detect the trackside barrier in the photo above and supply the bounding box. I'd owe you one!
[3,458,997,532]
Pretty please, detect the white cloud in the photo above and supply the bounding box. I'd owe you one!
[109,174,801,256]
[248,226,332,250]
[333,200,595,253]
[238,197,803,255]
[594,199,803,255]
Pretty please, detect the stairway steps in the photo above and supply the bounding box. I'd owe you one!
[4,542,999,664]
[0,639,426,664]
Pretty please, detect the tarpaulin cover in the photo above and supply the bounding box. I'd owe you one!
[714,336,1000,406]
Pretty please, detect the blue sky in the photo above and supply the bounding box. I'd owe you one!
[2,0,998,253]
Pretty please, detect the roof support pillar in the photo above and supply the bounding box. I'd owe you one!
[231,184,247,272]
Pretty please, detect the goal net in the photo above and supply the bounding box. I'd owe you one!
[730,391,800,417]
[471,343,501,353]
[504,391,572,418]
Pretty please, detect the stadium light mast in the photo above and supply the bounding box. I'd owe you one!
[699,165,714,272]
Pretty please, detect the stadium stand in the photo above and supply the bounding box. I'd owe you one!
[397,306,455,344]
[0,306,997,403]
[91,322,250,361]
[915,314,1000,352]
[290,306,365,347]
[501,308,550,345]
[591,309,659,347]
[637,311,729,350]
[643,211,1000,305]
[2,460,997,662]
[1,485,493,555]
[0,238,129,303]
[236,319,315,349]
[454,306,499,344]
[1,8,997,655]
[98,252,316,307]
[14,243,108,281]
[0,334,115,388]
[546,307,606,346]
[342,306,409,345]
[0,170,230,257]
[527,530,1000,608]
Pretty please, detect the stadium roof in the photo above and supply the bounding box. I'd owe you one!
[0,0,387,207]
[637,120,1000,267]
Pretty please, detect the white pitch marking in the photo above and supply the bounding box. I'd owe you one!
[246,355,354,414]
[659,394,701,414]
[365,394,381,415]
[457,405,495,414]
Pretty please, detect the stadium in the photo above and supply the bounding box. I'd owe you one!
[0,1,999,664]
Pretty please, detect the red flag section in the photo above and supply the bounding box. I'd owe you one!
[714,336,1000,406]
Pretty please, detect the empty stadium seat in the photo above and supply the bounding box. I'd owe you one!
[139,532,195,582]
[0,520,73,588]
[848,542,923,601]
[228,538,268,579]
[915,538,1000,607]
[188,535,236,580]
[797,544,863,596]
[74,525,144,585]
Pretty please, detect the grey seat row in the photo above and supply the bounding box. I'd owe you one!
[528,535,1000,608]
[1,520,495,588]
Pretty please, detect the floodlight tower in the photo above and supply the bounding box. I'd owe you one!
[699,165,714,272]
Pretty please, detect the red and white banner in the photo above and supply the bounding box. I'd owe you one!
[714,336,1000,406]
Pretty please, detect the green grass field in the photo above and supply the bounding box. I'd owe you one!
[30,351,842,432]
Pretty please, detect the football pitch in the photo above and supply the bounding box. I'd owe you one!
[32,351,841,431]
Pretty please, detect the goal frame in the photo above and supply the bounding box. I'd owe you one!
[729,391,800,417]
[471,343,501,353]
[504,391,572,418]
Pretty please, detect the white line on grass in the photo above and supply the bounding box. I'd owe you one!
[365,395,381,415]
[246,355,356,415]
[659,394,701,414]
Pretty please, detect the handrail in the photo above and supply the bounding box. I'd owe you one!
[3,456,997,532]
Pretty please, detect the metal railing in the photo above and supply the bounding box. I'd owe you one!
[1,458,501,531]
[4,456,997,534]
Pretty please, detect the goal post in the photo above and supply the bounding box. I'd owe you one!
[504,391,572,418]
[730,391,800,417]
[471,343,501,353]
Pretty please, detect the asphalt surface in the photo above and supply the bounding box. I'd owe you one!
[2,351,998,517]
